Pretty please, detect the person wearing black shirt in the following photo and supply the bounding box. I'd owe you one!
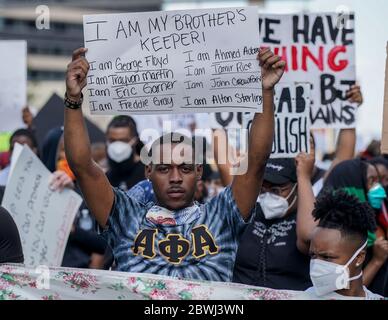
[233,149,317,290]
[105,116,145,191]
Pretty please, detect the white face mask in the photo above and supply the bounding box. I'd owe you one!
[107,141,132,163]
[310,240,367,296]
[258,184,297,220]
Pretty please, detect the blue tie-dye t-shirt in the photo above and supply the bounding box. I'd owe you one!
[103,186,251,282]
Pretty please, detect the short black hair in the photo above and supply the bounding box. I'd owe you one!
[10,128,38,150]
[313,189,376,243]
[148,132,203,165]
[107,115,144,155]
[107,115,139,137]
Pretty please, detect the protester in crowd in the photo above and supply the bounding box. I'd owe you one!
[56,135,77,181]
[105,115,146,191]
[323,158,388,295]
[0,128,39,186]
[192,135,214,203]
[0,206,24,264]
[126,135,213,205]
[212,127,317,289]
[41,127,110,269]
[0,106,36,168]
[61,223,110,269]
[233,141,316,290]
[41,127,74,190]
[368,157,388,237]
[126,174,211,212]
[365,157,388,296]
[301,189,383,300]
[22,106,36,132]
[41,127,64,172]
[63,47,285,281]
[370,157,388,193]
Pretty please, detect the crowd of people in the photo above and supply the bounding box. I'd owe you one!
[0,46,387,300]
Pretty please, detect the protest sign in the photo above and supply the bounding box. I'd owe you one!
[83,7,262,115]
[0,41,27,132]
[1,145,82,267]
[259,13,356,129]
[243,83,311,158]
[381,43,388,154]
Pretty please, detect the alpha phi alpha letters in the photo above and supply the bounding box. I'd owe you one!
[131,225,219,264]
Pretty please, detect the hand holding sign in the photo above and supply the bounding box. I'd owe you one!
[66,47,90,101]
[49,170,75,192]
[2,145,82,267]
[83,7,262,115]
[346,84,363,105]
[258,48,286,90]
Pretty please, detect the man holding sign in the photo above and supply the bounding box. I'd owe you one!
[63,45,285,281]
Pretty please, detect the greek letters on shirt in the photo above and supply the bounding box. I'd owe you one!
[131,225,219,264]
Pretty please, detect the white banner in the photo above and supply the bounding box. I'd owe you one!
[83,7,262,115]
[0,264,300,300]
[1,145,82,267]
[1,264,382,300]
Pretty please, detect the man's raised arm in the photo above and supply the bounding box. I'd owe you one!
[64,47,114,227]
[232,48,285,219]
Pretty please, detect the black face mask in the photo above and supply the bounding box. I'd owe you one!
[108,152,137,174]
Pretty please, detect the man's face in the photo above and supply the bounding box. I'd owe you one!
[146,143,203,210]
[309,227,365,277]
[106,127,133,144]
[261,181,297,214]
[10,135,37,155]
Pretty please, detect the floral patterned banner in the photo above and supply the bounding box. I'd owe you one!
[0,264,300,300]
